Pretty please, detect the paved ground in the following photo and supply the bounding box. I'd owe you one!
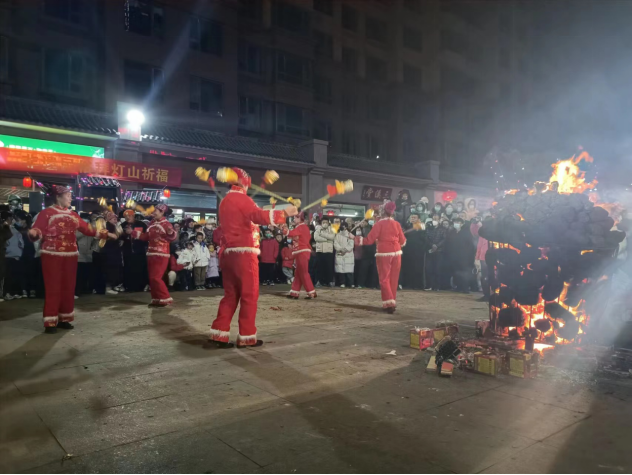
[1,287,631,474]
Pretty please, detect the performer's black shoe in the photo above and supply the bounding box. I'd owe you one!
[386,307,396,314]
[237,339,264,349]
[204,340,235,349]
[57,322,74,330]
[44,327,57,334]
[287,294,298,299]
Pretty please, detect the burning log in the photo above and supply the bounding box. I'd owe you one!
[498,307,525,328]
[544,302,576,323]
[534,319,552,333]
[541,276,565,301]
[558,319,581,340]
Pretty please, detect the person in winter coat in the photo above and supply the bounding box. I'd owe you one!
[75,213,95,296]
[425,217,448,291]
[203,220,215,246]
[0,209,15,301]
[401,213,427,290]
[395,189,413,227]
[4,211,24,300]
[122,209,148,292]
[192,233,210,290]
[281,238,295,284]
[176,241,195,290]
[168,246,186,290]
[313,217,336,287]
[432,202,444,218]
[102,211,123,294]
[334,222,354,287]
[445,217,476,293]
[259,230,279,286]
[471,216,490,300]
[206,244,220,288]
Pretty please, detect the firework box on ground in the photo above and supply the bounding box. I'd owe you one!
[440,361,455,377]
[426,355,438,372]
[508,351,538,378]
[435,320,459,336]
[473,353,499,376]
[410,328,434,350]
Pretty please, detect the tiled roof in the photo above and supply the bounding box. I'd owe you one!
[143,123,307,162]
[0,96,118,135]
[329,153,427,179]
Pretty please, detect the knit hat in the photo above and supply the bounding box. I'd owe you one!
[232,167,252,188]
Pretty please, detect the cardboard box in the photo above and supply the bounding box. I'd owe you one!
[440,361,454,377]
[436,320,459,337]
[432,328,446,343]
[474,353,498,376]
[508,351,537,378]
[426,355,437,372]
[410,328,434,350]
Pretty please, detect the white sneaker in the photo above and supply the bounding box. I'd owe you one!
[263,282,268,286]
[22,291,28,298]
[144,285,150,292]
[398,285,403,290]
[287,280,292,285]
[106,289,118,295]
[30,290,36,298]
[270,282,275,286]
[4,294,14,301]
[74,295,79,299]
[13,294,22,299]
[340,284,345,288]
[0,298,4,302]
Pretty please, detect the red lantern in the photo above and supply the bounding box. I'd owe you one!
[163,189,171,198]
[23,176,32,188]
[442,190,457,202]
[327,210,335,217]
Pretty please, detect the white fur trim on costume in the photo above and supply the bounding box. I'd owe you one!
[375,251,403,257]
[149,222,166,234]
[52,206,72,214]
[237,334,257,344]
[151,297,173,304]
[43,316,58,322]
[382,299,396,307]
[59,312,74,317]
[209,328,231,339]
[269,208,276,227]
[224,247,261,255]
[307,290,316,295]
[147,252,171,258]
[289,290,299,296]
[292,249,311,255]
[41,249,79,256]
[227,189,245,194]
[49,213,79,224]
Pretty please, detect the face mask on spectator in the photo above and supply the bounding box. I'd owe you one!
[445,206,453,214]
[368,220,374,226]
[442,221,449,228]
[434,206,441,212]
[432,220,438,226]
[287,239,292,243]
[456,204,464,212]
[454,223,462,230]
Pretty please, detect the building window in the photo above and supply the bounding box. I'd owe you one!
[190,17,222,56]
[403,63,421,89]
[342,47,357,75]
[314,120,332,142]
[125,0,164,39]
[342,91,357,116]
[43,49,87,94]
[44,0,85,24]
[313,0,333,16]
[273,2,310,35]
[367,95,389,122]
[314,75,332,104]
[342,130,358,155]
[276,103,310,136]
[124,61,164,101]
[190,76,222,115]
[403,27,422,52]
[313,30,333,59]
[239,43,264,75]
[367,134,382,159]
[342,5,358,32]
[276,52,311,87]
[499,48,510,69]
[239,96,262,130]
[0,36,8,82]
[366,16,387,44]
[366,56,387,82]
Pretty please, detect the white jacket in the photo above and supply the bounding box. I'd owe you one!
[206,251,219,278]
[314,225,335,253]
[177,249,194,270]
[192,242,210,267]
[334,231,354,273]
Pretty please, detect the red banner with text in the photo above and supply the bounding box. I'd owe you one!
[0,148,182,187]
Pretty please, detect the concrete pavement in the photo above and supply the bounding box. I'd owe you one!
[1,287,631,473]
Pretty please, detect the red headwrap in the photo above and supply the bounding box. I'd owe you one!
[384,200,397,216]
[232,167,252,189]
[51,185,71,196]
[156,203,169,214]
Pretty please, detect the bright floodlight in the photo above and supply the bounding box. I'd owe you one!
[127,109,145,126]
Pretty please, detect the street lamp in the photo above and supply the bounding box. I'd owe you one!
[126,109,145,127]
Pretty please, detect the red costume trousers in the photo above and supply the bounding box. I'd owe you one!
[289,252,315,297]
[377,255,401,308]
[210,252,259,345]
[148,255,171,305]
[42,254,78,327]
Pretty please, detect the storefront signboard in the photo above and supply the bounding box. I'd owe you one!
[0,148,182,187]
[0,134,105,158]
[360,186,392,201]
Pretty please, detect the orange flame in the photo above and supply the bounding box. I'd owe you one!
[549,151,597,194]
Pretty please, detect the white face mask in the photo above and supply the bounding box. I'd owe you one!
[432,220,438,226]
[356,230,362,236]
[368,220,374,226]
[454,223,461,230]
[434,206,441,212]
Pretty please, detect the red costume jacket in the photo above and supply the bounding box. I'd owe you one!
[31,205,102,256]
[357,217,406,256]
[219,186,286,255]
[169,254,185,272]
[260,239,279,264]
[286,223,312,255]
[281,246,294,268]
[134,217,177,257]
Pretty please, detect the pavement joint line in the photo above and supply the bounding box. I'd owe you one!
[215,436,264,468]
[474,439,541,474]
[538,413,593,444]
[493,386,593,414]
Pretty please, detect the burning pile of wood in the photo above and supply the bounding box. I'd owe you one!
[479,153,625,346]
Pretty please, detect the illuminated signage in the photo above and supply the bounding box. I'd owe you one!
[0,134,104,158]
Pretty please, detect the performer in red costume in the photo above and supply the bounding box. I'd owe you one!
[355,201,406,313]
[283,211,316,299]
[28,185,109,333]
[201,167,297,348]
[134,203,177,307]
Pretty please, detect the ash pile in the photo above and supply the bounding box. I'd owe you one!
[479,188,625,345]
